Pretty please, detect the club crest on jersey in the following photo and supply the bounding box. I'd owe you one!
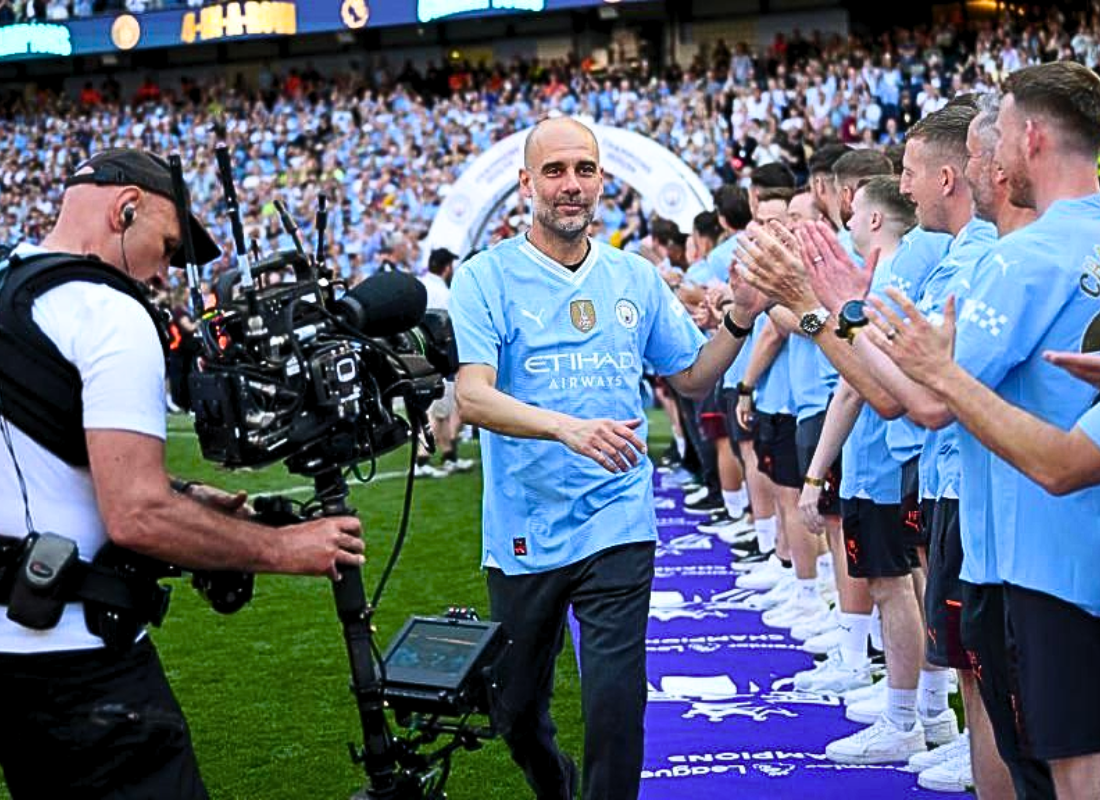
[570,299,597,333]
[615,298,640,330]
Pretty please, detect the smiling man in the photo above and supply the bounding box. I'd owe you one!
[450,116,768,800]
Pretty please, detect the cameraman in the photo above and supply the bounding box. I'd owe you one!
[450,118,767,800]
[0,149,364,798]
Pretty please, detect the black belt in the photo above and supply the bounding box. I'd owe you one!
[0,535,171,626]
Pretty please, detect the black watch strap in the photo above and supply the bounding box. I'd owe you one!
[723,310,753,339]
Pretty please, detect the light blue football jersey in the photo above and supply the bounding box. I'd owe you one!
[685,235,737,286]
[450,235,707,575]
[914,218,997,500]
[1076,403,1100,448]
[883,228,953,467]
[954,194,1100,613]
[753,314,794,415]
[840,250,906,503]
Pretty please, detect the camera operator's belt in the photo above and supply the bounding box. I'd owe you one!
[0,535,170,626]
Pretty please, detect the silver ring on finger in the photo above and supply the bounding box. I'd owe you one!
[886,327,898,341]
[812,256,824,264]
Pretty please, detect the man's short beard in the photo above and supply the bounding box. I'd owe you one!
[537,206,592,239]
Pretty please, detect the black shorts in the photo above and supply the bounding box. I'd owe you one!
[698,386,726,442]
[899,457,924,550]
[960,582,1056,798]
[754,412,800,489]
[722,389,754,443]
[795,410,842,517]
[924,499,967,669]
[0,637,208,799]
[1004,583,1100,761]
[840,497,914,579]
[919,498,935,550]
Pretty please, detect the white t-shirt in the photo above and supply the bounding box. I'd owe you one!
[419,271,451,312]
[0,243,167,653]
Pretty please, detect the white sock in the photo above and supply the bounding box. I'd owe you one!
[838,611,872,667]
[755,516,777,552]
[870,605,884,652]
[722,490,742,517]
[673,435,686,462]
[885,686,918,730]
[817,551,833,574]
[733,487,749,514]
[797,578,818,601]
[918,669,951,717]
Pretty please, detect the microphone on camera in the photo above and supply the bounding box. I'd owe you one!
[334,270,428,337]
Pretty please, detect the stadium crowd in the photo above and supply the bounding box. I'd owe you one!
[2,2,1098,299]
[0,0,202,23]
[2,3,1100,797]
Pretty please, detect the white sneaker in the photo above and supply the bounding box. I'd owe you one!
[414,463,448,479]
[843,677,886,706]
[906,729,970,773]
[743,574,796,610]
[762,593,830,629]
[802,624,845,654]
[794,650,873,695]
[790,608,836,641]
[920,707,961,747]
[684,485,710,504]
[698,515,753,538]
[918,746,974,793]
[715,520,756,544]
[737,560,790,592]
[825,715,927,765]
[846,685,888,724]
[444,457,475,472]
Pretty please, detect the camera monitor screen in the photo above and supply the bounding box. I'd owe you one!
[383,617,499,691]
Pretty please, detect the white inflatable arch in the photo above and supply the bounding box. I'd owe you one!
[426,121,714,258]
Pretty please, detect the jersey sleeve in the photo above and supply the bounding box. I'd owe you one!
[954,245,1070,388]
[33,282,166,440]
[643,271,707,376]
[449,259,501,369]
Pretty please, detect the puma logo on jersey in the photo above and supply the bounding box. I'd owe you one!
[520,308,546,330]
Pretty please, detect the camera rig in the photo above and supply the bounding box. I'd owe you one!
[167,149,503,799]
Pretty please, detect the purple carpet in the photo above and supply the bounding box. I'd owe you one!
[570,473,973,799]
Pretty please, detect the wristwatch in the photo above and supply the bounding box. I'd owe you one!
[722,309,753,339]
[835,299,869,342]
[736,381,754,397]
[798,307,830,338]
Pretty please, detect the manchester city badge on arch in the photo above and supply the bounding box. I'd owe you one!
[615,298,640,330]
[570,299,597,333]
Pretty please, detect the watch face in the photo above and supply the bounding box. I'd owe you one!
[840,299,868,326]
[800,311,826,336]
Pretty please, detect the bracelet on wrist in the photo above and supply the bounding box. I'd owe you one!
[736,381,754,397]
[803,476,825,488]
[722,309,753,339]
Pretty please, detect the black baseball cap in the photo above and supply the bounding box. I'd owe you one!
[64,148,221,267]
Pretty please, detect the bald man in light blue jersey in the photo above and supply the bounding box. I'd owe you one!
[451,117,766,800]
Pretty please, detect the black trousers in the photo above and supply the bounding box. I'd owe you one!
[960,581,1055,800]
[487,542,655,800]
[0,637,208,799]
[675,394,720,496]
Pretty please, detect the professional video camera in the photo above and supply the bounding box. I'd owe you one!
[167,148,502,800]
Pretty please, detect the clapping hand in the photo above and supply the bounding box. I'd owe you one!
[1043,351,1100,390]
[799,221,877,314]
[865,288,956,388]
